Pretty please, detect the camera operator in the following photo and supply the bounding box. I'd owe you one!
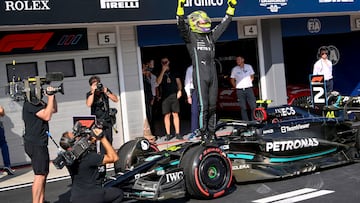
[22,85,58,203]
[60,127,123,203]
[86,75,119,151]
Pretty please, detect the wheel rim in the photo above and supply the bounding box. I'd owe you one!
[198,154,229,190]
[207,166,218,179]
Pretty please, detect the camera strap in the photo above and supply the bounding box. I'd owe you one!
[96,140,101,154]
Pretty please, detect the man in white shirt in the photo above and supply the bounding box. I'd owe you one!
[230,55,256,121]
[313,48,333,94]
[184,65,199,138]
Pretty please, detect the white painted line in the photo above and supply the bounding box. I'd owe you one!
[252,188,317,203]
[0,175,71,192]
[273,190,334,203]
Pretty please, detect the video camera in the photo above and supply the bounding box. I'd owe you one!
[53,116,103,169]
[7,72,64,104]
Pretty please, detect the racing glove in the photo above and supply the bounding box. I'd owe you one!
[226,0,237,16]
[177,0,186,16]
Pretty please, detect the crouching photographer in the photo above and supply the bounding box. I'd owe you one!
[59,126,123,203]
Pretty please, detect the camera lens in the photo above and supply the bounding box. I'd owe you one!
[96,83,103,91]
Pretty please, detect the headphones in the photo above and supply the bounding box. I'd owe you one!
[60,133,75,150]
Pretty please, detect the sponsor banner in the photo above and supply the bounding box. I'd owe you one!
[137,22,238,47]
[0,0,359,25]
[0,29,88,55]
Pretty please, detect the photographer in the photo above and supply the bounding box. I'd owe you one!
[86,75,119,150]
[60,127,123,203]
[22,85,58,203]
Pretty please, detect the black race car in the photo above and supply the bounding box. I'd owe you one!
[103,95,360,201]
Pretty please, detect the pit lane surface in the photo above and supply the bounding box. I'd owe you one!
[1,162,360,203]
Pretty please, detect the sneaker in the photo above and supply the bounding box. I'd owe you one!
[188,130,201,140]
[188,132,196,140]
[175,134,183,140]
[3,167,15,175]
[165,134,174,141]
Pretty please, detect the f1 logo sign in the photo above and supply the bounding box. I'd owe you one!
[309,74,327,107]
[0,32,54,52]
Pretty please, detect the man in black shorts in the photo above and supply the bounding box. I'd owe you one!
[156,57,183,140]
[22,85,57,203]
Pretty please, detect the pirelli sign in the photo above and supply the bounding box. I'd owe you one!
[0,28,88,55]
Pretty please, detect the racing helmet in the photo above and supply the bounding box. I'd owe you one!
[187,10,212,33]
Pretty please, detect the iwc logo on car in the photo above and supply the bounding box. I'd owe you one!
[100,0,139,9]
[259,0,288,13]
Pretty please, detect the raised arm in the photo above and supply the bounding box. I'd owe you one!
[176,0,191,43]
[212,0,237,41]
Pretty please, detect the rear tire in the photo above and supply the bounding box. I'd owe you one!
[180,145,233,199]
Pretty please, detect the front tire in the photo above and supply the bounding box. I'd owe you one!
[114,138,159,173]
[180,145,233,199]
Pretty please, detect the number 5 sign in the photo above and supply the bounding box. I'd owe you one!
[98,33,116,45]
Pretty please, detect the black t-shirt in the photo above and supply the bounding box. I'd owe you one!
[71,151,104,200]
[161,71,180,99]
[22,100,49,146]
[86,89,112,125]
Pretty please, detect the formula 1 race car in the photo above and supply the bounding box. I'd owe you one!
[103,95,360,201]
[104,138,233,200]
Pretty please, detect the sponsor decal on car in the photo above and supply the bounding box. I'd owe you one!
[280,123,310,133]
[165,171,184,183]
[263,129,274,134]
[266,138,319,152]
[232,164,250,170]
[275,106,296,117]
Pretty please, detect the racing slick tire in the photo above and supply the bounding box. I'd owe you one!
[114,137,159,173]
[180,145,233,199]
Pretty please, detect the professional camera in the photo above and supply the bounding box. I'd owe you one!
[53,120,103,169]
[96,82,104,92]
[53,135,92,169]
[7,72,64,104]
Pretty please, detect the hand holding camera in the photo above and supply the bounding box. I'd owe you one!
[45,85,64,96]
[92,127,105,140]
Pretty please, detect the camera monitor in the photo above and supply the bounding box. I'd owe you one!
[73,115,96,128]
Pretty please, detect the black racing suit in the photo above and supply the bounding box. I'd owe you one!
[177,14,232,137]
